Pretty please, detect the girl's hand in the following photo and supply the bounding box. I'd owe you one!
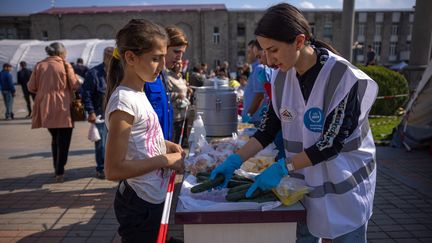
[165,140,184,155]
[166,152,185,174]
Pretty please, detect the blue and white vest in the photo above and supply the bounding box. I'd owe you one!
[271,50,378,238]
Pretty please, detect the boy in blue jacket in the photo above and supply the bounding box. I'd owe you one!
[0,63,16,120]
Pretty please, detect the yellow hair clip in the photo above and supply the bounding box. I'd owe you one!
[113,47,121,60]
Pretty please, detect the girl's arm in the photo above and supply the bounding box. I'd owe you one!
[105,110,184,181]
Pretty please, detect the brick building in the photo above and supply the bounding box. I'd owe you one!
[0,4,414,68]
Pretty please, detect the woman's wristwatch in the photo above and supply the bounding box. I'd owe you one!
[285,158,295,172]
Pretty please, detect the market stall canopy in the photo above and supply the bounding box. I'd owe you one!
[392,60,432,150]
[0,39,115,83]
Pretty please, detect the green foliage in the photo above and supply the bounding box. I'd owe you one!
[358,65,409,115]
[369,116,401,141]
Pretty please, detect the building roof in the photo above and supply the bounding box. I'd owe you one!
[224,7,414,13]
[37,4,226,15]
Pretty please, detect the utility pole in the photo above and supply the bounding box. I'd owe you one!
[404,0,432,89]
[341,0,355,62]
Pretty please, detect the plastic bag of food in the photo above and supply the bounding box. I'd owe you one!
[208,149,231,169]
[240,156,275,173]
[273,176,310,206]
[186,154,216,175]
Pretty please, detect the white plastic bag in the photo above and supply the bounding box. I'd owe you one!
[88,123,101,142]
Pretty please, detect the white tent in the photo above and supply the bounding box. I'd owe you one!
[392,60,432,150]
[0,39,115,83]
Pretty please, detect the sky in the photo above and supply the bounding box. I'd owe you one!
[1,0,416,14]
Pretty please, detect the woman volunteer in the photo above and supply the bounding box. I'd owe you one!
[210,3,378,242]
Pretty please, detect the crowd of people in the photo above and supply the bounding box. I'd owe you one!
[0,3,379,242]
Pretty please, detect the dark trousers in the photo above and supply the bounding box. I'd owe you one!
[114,180,164,243]
[94,123,107,172]
[48,128,73,175]
[21,84,34,115]
[173,120,188,146]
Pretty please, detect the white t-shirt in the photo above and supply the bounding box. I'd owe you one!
[105,85,168,204]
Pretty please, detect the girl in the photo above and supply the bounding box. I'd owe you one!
[104,19,185,243]
[211,3,378,242]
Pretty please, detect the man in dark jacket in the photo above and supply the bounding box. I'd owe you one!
[0,63,15,120]
[17,61,34,118]
[73,58,89,78]
[81,47,113,179]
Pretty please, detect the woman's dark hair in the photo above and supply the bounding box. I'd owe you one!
[105,19,168,109]
[255,3,339,54]
[45,42,67,57]
[165,26,188,47]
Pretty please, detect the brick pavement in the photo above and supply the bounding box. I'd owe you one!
[1,87,431,242]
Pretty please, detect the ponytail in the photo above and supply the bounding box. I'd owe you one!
[103,19,168,110]
[104,57,123,110]
[311,38,340,55]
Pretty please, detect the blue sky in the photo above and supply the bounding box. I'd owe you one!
[1,0,416,14]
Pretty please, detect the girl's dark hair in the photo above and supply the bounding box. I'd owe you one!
[255,3,339,54]
[105,19,168,109]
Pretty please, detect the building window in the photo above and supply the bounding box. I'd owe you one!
[409,13,414,23]
[389,42,397,56]
[358,24,365,36]
[213,27,220,44]
[7,28,16,39]
[214,59,220,67]
[358,12,367,23]
[373,41,381,55]
[406,41,411,51]
[392,12,401,22]
[323,23,332,39]
[375,13,384,23]
[391,24,398,36]
[237,23,245,37]
[375,24,382,36]
[310,23,315,35]
[42,30,48,40]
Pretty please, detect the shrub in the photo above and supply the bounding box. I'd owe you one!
[358,65,409,115]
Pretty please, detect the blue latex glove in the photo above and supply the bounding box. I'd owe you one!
[242,113,251,123]
[210,154,242,189]
[246,158,289,198]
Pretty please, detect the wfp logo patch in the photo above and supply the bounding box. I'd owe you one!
[280,108,296,122]
[304,107,324,132]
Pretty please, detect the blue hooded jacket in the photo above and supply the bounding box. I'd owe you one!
[144,71,173,141]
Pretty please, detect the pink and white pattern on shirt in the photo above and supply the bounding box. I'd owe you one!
[144,108,165,158]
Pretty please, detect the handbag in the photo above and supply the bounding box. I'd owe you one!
[70,92,86,121]
[64,61,85,121]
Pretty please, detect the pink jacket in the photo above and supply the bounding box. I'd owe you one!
[28,56,80,129]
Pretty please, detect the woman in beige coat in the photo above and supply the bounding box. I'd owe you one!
[28,42,79,182]
[166,61,192,146]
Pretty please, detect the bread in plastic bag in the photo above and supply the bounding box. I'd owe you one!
[273,176,310,206]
